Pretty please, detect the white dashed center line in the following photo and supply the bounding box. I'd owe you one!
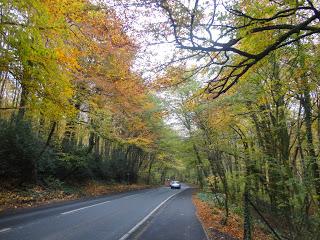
[61,200,110,215]
[0,228,11,233]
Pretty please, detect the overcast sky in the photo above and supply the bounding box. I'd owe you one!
[102,0,203,135]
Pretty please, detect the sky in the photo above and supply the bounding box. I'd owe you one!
[99,0,176,78]
[103,1,187,132]
[100,0,218,135]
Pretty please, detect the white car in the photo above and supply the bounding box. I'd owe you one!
[170,181,181,189]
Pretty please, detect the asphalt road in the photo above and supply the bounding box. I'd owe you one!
[0,184,206,240]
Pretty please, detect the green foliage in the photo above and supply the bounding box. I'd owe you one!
[0,0,180,188]
[1,2,320,238]
[0,119,41,182]
[197,192,225,208]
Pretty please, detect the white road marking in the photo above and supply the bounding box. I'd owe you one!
[0,228,11,233]
[61,200,110,215]
[118,189,186,240]
[61,187,158,215]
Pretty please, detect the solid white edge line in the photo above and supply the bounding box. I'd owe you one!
[195,212,210,240]
[0,228,11,233]
[61,200,110,215]
[118,189,186,240]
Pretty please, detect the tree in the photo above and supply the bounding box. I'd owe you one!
[155,0,320,97]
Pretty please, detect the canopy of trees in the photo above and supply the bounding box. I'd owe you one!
[156,0,320,97]
[1,0,320,239]
[0,0,187,186]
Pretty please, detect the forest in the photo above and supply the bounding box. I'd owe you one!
[1,0,320,239]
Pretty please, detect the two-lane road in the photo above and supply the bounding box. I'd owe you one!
[0,185,206,240]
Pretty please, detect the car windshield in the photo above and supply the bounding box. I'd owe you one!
[172,181,179,184]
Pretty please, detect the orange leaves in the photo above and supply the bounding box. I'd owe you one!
[151,67,188,90]
[39,1,164,150]
[55,47,81,71]
[194,196,243,239]
[43,0,87,23]
[0,181,150,212]
[109,82,160,148]
[79,7,135,57]
[83,181,149,196]
[193,194,273,240]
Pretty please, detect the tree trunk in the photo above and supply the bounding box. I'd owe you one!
[17,83,28,122]
[0,72,7,107]
[301,89,320,205]
[208,150,229,224]
[39,121,57,158]
[147,155,155,185]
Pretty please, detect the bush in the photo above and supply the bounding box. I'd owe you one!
[197,192,225,208]
[0,119,143,185]
[0,120,41,184]
[39,147,95,181]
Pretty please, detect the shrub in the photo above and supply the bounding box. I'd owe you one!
[0,120,41,184]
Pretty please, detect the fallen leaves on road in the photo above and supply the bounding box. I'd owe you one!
[193,193,272,240]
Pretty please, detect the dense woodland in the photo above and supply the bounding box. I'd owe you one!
[0,0,189,187]
[1,0,320,239]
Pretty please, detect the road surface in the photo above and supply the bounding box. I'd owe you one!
[0,184,207,240]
